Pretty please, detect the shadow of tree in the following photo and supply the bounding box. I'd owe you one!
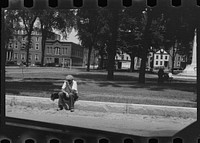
[5,81,61,95]
[75,72,196,93]
[5,71,196,96]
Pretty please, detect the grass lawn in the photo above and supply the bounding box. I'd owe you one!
[5,66,197,108]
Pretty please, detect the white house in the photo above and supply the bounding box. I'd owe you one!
[153,49,170,69]
[115,52,131,69]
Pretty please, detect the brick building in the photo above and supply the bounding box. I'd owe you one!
[45,40,83,67]
[6,30,84,67]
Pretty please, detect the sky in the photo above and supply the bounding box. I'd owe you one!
[63,29,80,44]
[53,28,81,45]
[34,18,81,45]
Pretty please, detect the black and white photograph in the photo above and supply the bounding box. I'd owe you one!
[1,0,199,143]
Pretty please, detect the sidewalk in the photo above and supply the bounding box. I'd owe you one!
[6,95,197,119]
[5,95,196,137]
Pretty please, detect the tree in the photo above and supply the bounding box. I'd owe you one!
[76,8,103,72]
[118,9,143,72]
[17,9,38,67]
[102,8,120,80]
[138,8,154,83]
[3,10,21,50]
[163,6,197,73]
[38,9,75,66]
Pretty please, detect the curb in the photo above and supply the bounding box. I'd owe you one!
[6,95,197,119]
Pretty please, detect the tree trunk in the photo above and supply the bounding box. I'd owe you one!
[26,30,32,67]
[138,52,148,83]
[98,46,105,69]
[130,51,135,72]
[107,45,116,80]
[107,9,119,80]
[138,9,153,84]
[86,46,92,72]
[171,46,175,74]
[171,40,177,74]
[41,29,47,67]
[24,14,37,67]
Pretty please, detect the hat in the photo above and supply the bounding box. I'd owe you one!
[66,75,74,80]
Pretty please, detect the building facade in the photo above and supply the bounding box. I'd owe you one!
[115,52,131,69]
[45,40,84,67]
[153,49,170,69]
[6,30,84,67]
[6,30,45,66]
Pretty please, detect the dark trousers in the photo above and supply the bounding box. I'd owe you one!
[58,92,77,110]
[158,76,164,83]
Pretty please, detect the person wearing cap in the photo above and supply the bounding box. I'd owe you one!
[57,75,78,112]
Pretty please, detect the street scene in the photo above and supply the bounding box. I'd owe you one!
[2,3,198,141]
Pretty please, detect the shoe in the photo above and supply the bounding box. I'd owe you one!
[63,104,69,110]
[56,105,63,111]
[70,109,74,112]
[56,108,63,111]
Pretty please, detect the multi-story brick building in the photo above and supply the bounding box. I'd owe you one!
[6,30,60,65]
[45,40,83,67]
[6,30,84,67]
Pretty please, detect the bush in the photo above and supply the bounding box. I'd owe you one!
[45,63,55,67]
[35,62,42,66]
[6,61,17,66]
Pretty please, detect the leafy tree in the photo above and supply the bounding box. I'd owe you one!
[38,9,75,66]
[101,8,120,80]
[76,8,103,71]
[3,10,21,49]
[163,6,197,73]
[17,9,38,67]
[138,8,154,83]
[118,8,144,72]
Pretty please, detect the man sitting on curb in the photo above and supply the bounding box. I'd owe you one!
[51,75,78,112]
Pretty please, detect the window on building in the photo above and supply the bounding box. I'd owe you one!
[178,57,180,61]
[54,47,60,55]
[127,57,129,60]
[165,55,168,60]
[22,43,26,49]
[65,48,67,54]
[7,51,12,61]
[21,53,25,60]
[160,61,163,65]
[160,55,163,59]
[29,54,32,60]
[156,61,158,65]
[36,37,39,42]
[156,55,158,59]
[35,43,39,50]
[22,37,25,41]
[177,62,180,66]
[35,54,39,61]
[47,47,49,54]
[14,53,18,60]
[15,42,18,49]
[9,43,12,48]
[46,58,49,63]
[121,55,124,60]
